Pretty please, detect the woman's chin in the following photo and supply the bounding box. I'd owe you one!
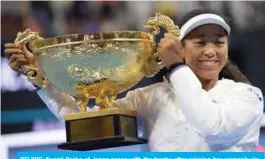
[197,70,219,81]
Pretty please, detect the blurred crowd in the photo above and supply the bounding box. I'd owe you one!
[2,1,265,40]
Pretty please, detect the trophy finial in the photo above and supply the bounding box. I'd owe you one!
[144,12,180,36]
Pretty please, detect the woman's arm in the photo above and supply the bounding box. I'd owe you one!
[37,83,153,121]
[170,66,263,141]
[36,84,79,121]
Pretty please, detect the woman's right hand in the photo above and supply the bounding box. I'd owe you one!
[4,43,35,73]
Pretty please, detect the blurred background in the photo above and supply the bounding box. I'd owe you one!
[1,1,265,158]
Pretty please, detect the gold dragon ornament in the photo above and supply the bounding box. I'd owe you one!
[142,13,180,77]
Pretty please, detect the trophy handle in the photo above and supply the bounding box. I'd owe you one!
[14,29,48,87]
[143,13,180,76]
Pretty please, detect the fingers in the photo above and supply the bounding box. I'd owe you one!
[164,33,176,38]
[9,57,27,72]
[158,38,178,52]
[158,32,182,49]
[4,48,23,56]
[4,43,23,58]
[158,38,167,46]
[7,50,27,72]
[4,43,20,49]
[9,54,25,63]
[4,43,31,73]
[164,33,180,43]
[156,32,184,67]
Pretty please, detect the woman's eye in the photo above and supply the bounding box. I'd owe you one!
[216,41,225,45]
[195,41,204,45]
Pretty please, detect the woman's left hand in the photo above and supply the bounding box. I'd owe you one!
[157,33,185,68]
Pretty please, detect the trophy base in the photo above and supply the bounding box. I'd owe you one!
[57,136,147,151]
[58,108,147,151]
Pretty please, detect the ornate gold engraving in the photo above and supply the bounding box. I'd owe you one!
[144,13,180,36]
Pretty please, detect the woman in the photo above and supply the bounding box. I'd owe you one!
[4,9,264,151]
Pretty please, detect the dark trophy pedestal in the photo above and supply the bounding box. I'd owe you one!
[57,108,147,151]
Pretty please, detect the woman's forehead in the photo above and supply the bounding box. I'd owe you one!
[185,24,227,38]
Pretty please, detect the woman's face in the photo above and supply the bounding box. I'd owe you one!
[182,24,228,81]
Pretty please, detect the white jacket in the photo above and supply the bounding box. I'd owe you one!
[37,66,264,151]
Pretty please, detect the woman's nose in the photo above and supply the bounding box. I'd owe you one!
[203,44,217,57]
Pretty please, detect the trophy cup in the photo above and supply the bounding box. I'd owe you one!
[14,13,180,151]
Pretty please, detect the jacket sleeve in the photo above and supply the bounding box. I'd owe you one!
[36,85,79,121]
[37,84,151,121]
[169,66,264,141]
[114,85,152,114]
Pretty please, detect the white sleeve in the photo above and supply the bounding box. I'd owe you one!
[37,84,150,121]
[36,84,151,141]
[169,66,264,141]
[36,85,79,121]
[114,87,151,140]
[114,87,150,114]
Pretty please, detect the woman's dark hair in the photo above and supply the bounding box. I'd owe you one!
[179,9,251,84]
[219,59,251,84]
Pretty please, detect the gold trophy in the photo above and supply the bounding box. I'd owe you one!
[14,13,179,150]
